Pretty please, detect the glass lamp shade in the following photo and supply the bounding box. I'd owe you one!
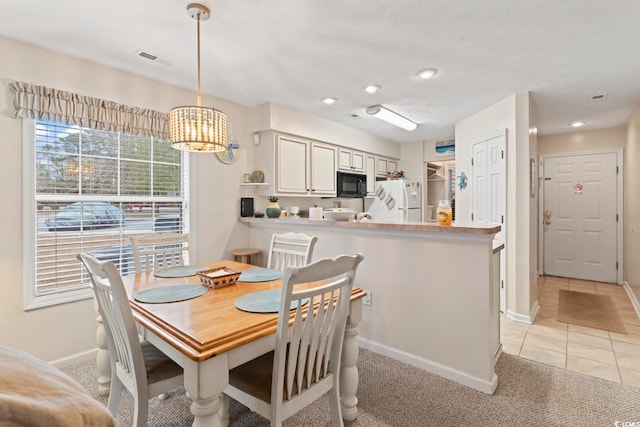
[170,105,228,152]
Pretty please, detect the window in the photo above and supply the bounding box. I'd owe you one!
[23,120,188,309]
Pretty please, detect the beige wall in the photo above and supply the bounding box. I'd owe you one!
[400,141,425,183]
[0,36,254,362]
[625,103,640,299]
[455,93,538,322]
[522,94,539,311]
[538,126,626,155]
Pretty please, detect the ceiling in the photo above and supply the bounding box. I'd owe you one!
[1,0,640,143]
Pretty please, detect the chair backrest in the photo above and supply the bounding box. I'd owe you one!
[77,253,147,398]
[272,253,364,412]
[130,233,189,273]
[267,232,318,271]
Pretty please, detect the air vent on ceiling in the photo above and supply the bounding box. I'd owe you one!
[136,50,174,66]
[139,51,157,61]
[590,93,608,101]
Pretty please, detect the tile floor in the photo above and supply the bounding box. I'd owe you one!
[500,275,640,387]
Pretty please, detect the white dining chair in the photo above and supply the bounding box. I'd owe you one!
[266,232,318,271]
[77,253,184,427]
[225,253,364,427]
[130,232,189,273]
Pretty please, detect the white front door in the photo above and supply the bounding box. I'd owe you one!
[542,152,618,283]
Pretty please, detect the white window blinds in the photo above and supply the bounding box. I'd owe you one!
[32,120,187,300]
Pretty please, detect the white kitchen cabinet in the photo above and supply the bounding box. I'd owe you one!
[276,134,309,194]
[310,143,337,195]
[338,148,365,173]
[388,160,398,173]
[376,158,388,177]
[258,131,396,197]
[272,133,336,196]
[365,155,376,195]
[376,156,399,177]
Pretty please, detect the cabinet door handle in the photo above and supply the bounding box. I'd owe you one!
[311,189,316,192]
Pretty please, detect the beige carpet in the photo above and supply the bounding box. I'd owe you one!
[62,348,640,426]
[557,289,626,334]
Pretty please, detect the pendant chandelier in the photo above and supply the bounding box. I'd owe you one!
[170,3,228,152]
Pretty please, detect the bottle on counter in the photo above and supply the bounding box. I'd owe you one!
[437,199,452,226]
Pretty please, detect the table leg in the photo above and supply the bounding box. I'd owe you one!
[183,355,229,427]
[340,299,362,421]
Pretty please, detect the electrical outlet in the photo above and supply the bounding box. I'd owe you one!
[363,290,372,306]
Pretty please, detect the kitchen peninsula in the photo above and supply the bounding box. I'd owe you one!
[238,217,502,394]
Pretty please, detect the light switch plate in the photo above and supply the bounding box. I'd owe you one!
[363,290,372,306]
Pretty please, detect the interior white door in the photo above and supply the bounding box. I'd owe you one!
[472,132,506,311]
[543,153,618,283]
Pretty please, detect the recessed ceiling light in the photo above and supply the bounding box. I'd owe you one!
[570,121,586,128]
[322,97,338,105]
[364,84,381,94]
[417,68,438,79]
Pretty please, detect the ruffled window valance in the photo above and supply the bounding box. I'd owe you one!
[9,82,169,139]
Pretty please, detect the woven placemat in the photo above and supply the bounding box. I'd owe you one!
[234,290,308,313]
[557,289,626,334]
[134,284,207,304]
[237,268,284,282]
[153,265,206,278]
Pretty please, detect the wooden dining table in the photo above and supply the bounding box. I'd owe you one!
[122,260,366,427]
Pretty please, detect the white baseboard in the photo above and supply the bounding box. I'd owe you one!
[357,337,498,395]
[49,348,97,369]
[622,281,640,317]
[505,300,539,325]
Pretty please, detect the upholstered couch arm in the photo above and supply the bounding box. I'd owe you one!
[0,346,114,427]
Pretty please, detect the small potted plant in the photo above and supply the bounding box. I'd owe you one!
[265,196,281,218]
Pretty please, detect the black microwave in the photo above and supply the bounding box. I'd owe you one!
[336,171,367,198]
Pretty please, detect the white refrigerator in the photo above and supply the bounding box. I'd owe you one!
[367,180,422,222]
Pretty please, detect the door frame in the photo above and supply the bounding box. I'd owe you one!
[538,149,623,284]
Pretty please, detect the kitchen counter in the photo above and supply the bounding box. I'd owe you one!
[239,215,502,395]
[238,217,500,235]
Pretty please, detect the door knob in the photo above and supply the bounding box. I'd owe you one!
[544,210,551,225]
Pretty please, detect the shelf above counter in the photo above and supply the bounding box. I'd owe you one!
[240,182,271,197]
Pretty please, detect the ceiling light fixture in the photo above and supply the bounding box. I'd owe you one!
[570,121,586,128]
[365,105,417,131]
[170,3,227,153]
[418,68,439,79]
[323,97,338,105]
[364,84,381,94]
